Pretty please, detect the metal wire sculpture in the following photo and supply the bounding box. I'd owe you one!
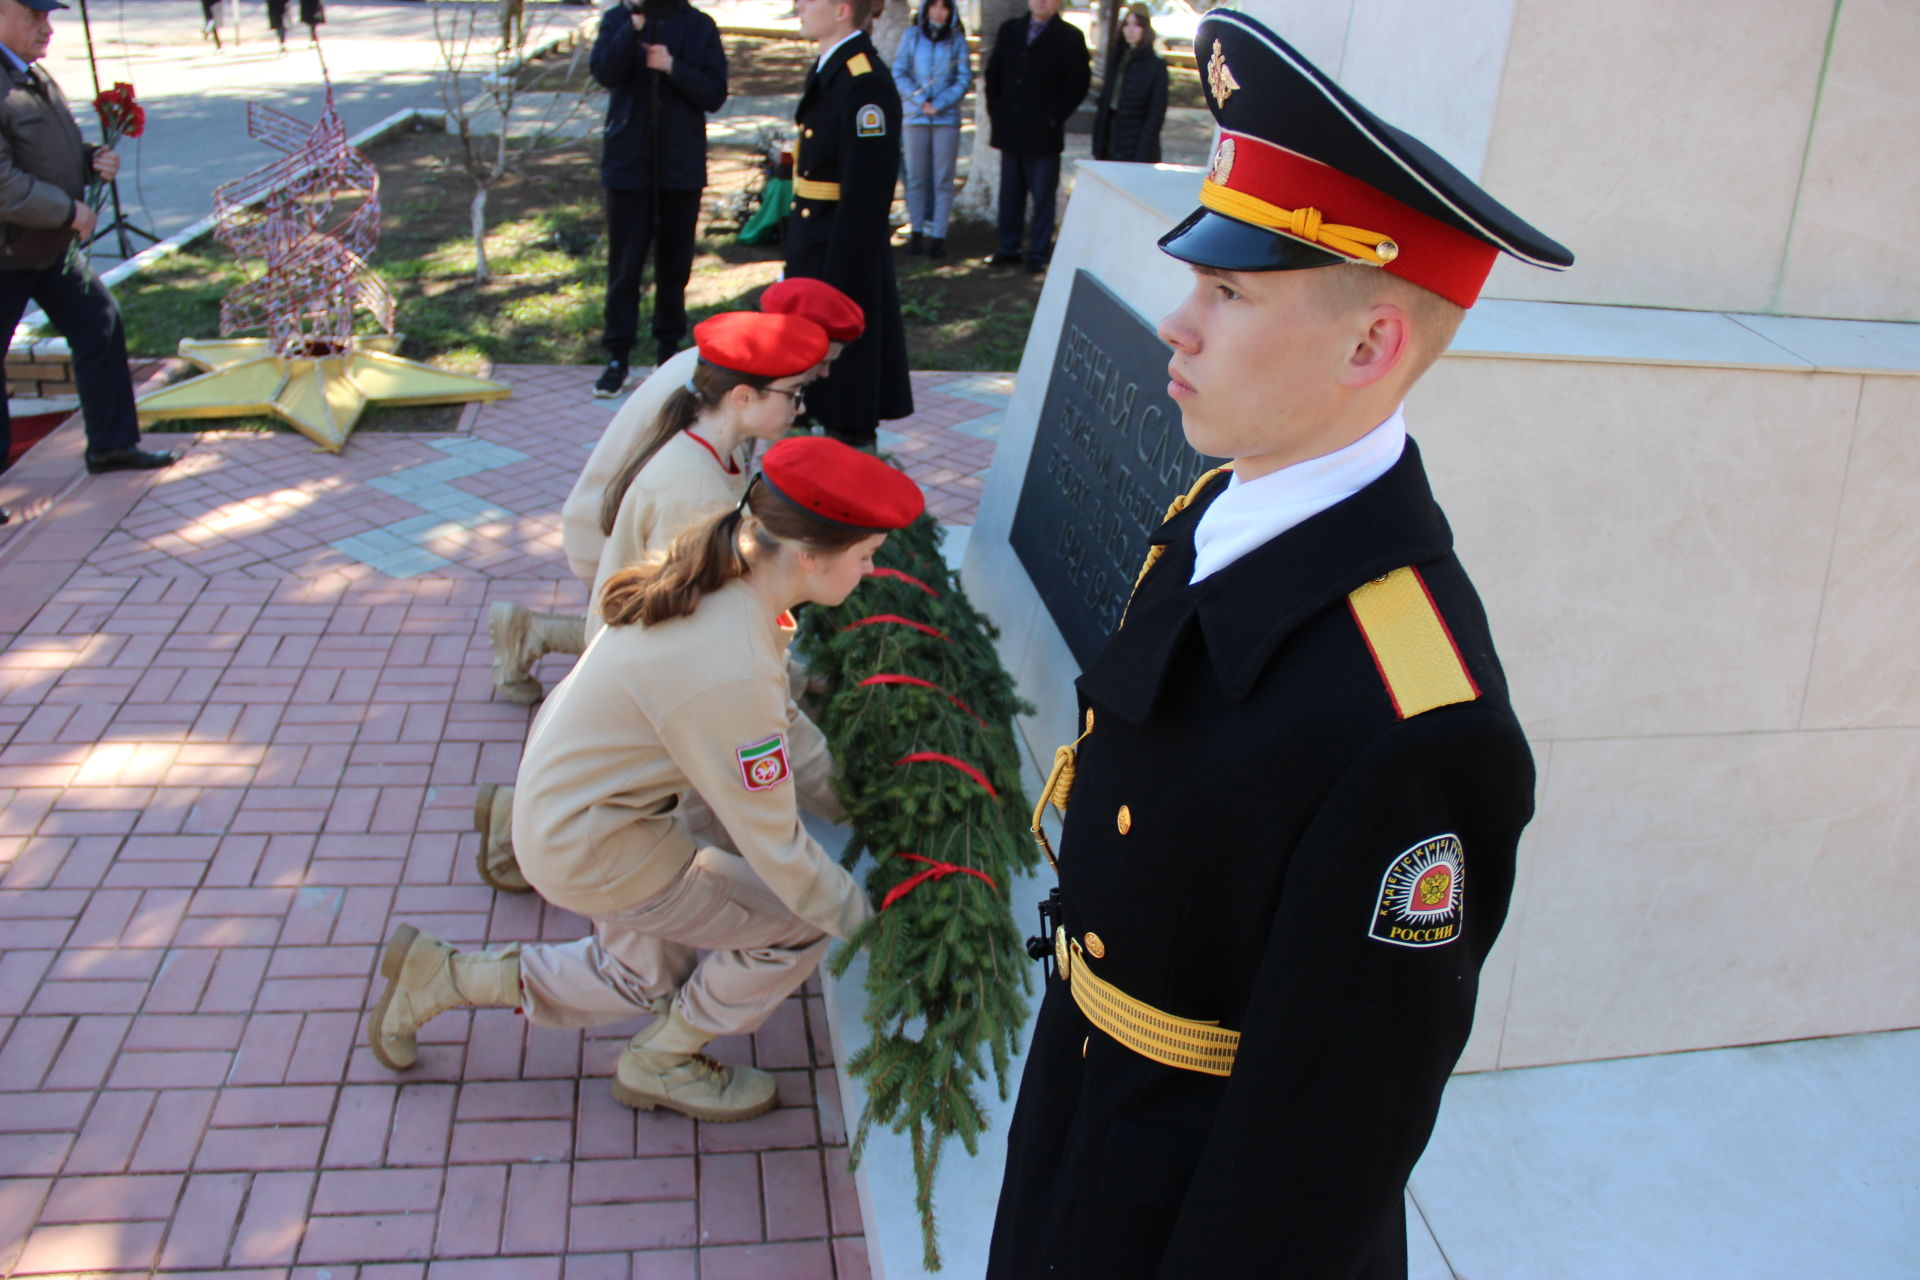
[212,87,395,356]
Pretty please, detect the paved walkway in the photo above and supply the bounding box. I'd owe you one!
[0,368,1007,1278]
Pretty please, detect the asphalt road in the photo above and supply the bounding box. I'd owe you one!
[44,0,599,266]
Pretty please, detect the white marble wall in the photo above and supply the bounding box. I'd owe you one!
[1233,0,1920,322]
[966,164,1920,1071]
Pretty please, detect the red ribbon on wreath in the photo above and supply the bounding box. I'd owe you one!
[858,673,988,728]
[881,852,999,910]
[894,751,997,797]
[866,566,939,596]
[839,614,950,641]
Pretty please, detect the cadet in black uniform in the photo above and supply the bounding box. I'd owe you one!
[786,0,913,447]
[988,12,1575,1279]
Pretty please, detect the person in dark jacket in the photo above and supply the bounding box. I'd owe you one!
[0,0,174,524]
[987,11,1574,1278]
[785,0,912,447]
[588,0,728,398]
[983,0,1088,272]
[1090,3,1166,163]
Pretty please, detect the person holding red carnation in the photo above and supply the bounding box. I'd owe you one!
[0,0,173,525]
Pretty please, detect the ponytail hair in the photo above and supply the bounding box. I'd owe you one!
[600,474,880,628]
[598,360,777,537]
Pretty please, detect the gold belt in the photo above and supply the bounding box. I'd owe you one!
[1057,929,1238,1077]
[793,176,842,201]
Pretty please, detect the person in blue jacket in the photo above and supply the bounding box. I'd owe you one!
[588,0,728,398]
[892,0,970,260]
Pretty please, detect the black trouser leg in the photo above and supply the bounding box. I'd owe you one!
[601,186,657,362]
[32,259,140,458]
[997,149,1030,257]
[0,269,32,473]
[648,188,701,356]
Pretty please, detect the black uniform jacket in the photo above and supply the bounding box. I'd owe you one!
[785,32,913,439]
[988,441,1535,1280]
[984,14,1091,156]
[1091,45,1168,164]
[589,1,729,191]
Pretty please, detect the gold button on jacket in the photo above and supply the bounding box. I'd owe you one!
[1115,804,1132,835]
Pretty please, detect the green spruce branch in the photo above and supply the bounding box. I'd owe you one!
[797,516,1037,1270]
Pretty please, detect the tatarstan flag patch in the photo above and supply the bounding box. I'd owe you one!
[736,734,791,792]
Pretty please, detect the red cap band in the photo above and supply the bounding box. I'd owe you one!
[1209,132,1500,307]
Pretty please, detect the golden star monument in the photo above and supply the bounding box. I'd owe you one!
[136,89,509,453]
[137,336,511,454]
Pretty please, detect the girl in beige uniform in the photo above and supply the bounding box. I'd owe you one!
[488,280,867,702]
[369,437,925,1121]
[474,311,831,894]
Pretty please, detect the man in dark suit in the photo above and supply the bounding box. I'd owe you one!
[587,0,728,398]
[983,0,1088,273]
[785,0,911,447]
[0,0,173,525]
[988,12,1574,1278]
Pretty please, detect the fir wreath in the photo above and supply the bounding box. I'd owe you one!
[796,515,1038,1270]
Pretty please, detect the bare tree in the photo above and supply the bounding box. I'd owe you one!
[954,0,1025,219]
[872,0,911,68]
[432,4,598,282]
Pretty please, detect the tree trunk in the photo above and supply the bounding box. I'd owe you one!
[872,0,910,69]
[954,0,1025,221]
[471,186,491,282]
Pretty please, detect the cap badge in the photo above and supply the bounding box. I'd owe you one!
[1206,41,1240,106]
[1208,137,1235,186]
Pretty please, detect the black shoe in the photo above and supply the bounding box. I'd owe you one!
[905,231,924,255]
[989,252,1020,267]
[927,237,946,260]
[85,446,177,475]
[653,342,678,369]
[592,359,629,399]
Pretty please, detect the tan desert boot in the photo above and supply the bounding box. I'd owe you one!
[367,924,522,1070]
[473,783,532,894]
[488,603,587,704]
[611,1000,778,1122]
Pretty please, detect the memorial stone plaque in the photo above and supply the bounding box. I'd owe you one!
[1010,270,1219,667]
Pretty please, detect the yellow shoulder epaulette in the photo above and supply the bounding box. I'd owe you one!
[846,51,873,76]
[1347,565,1480,719]
[1131,464,1232,592]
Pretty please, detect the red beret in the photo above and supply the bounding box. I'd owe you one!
[759,437,924,532]
[693,312,829,378]
[759,277,866,342]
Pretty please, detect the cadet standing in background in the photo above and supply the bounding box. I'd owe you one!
[785,0,912,448]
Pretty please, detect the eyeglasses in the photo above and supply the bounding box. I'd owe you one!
[764,386,807,406]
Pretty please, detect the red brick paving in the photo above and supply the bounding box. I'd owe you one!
[0,366,1001,1277]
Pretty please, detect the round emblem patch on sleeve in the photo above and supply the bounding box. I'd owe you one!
[856,104,886,137]
[1368,834,1464,947]
[736,734,792,792]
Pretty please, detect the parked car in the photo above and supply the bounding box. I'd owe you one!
[1143,0,1203,52]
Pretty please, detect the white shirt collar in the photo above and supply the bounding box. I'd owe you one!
[0,46,29,76]
[816,30,861,71]
[1189,407,1408,584]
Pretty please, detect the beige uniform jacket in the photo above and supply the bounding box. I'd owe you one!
[0,59,91,269]
[512,578,868,940]
[561,347,703,585]
[583,428,747,646]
